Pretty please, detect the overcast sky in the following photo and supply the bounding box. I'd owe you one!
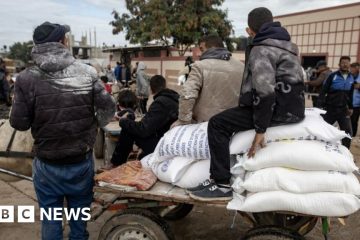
[0,0,358,48]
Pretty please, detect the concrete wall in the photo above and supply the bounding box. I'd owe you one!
[275,3,360,69]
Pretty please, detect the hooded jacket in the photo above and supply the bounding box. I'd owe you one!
[136,62,150,97]
[239,22,305,133]
[179,48,244,122]
[120,88,179,139]
[10,42,115,164]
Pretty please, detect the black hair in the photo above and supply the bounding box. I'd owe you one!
[339,56,351,63]
[248,7,273,33]
[351,62,360,68]
[100,75,108,83]
[199,34,224,48]
[185,56,194,66]
[117,90,137,110]
[150,75,166,94]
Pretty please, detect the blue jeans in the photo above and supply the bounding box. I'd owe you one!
[33,154,94,240]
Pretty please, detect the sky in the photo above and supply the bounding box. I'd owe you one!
[0,0,359,49]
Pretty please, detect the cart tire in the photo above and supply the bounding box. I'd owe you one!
[98,208,174,240]
[253,212,318,236]
[242,225,305,240]
[164,204,193,221]
[94,128,104,158]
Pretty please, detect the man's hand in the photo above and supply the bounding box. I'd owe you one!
[347,109,353,117]
[247,133,266,158]
[171,119,191,129]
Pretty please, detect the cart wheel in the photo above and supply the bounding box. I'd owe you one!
[94,128,104,158]
[98,208,174,240]
[253,212,318,236]
[242,225,305,240]
[164,204,193,221]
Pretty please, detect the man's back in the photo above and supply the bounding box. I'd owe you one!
[10,42,115,163]
[240,38,305,128]
[181,56,244,122]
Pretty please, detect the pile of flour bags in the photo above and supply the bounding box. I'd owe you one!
[141,108,360,217]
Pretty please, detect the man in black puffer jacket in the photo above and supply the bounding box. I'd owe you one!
[10,22,115,240]
[188,7,305,201]
[111,75,179,166]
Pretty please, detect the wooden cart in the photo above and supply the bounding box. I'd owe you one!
[92,181,320,240]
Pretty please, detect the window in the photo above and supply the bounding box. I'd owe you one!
[143,50,161,57]
[337,20,345,31]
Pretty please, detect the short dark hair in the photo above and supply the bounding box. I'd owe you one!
[100,75,108,83]
[339,56,351,63]
[351,62,360,68]
[248,7,273,33]
[150,75,166,94]
[118,90,137,110]
[199,34,224,48]
[185,56,193,66]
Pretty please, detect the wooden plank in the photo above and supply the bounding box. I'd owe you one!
[0,119,6,128]
[94,192,120,205]
[94,181,228,206]
[10,129,33,153]
[0,121,15,152]
[102,121,121,136]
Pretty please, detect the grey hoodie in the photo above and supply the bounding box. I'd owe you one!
[239,38,305,133]
[10,42,115,164]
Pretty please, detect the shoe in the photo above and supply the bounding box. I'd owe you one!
[189,183,233,202]
[186,179,214,194]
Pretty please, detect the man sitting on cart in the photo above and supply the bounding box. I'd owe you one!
[111,75,179,166]
[188,7,305,201]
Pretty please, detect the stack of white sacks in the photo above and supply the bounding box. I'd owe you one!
[141,108,360,216]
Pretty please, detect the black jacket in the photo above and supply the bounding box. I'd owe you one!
[0,68,10,104]
[120,88,179,139]
[10,42,115,164]
[239,22,305,133]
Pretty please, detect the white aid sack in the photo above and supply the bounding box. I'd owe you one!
[227,191,360,217]
[229,110,349,154]
[232,167,360,195]
[154,122,209,162]
[152,156,197,183]
[175,160,210,189]
[242,141,357,172]
[140,153,156,169]
[304,107,326,118]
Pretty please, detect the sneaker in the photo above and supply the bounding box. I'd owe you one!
[185,179,214,194]
[189,183,233,201]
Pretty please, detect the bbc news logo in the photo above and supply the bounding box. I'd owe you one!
[0,206,91,223]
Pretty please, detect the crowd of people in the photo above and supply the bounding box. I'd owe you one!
[1,6,359,240]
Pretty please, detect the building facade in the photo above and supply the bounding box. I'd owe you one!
[274,2,360,70]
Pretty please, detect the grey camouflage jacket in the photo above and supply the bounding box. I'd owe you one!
[10,42,115,163]
[239,39,305,133]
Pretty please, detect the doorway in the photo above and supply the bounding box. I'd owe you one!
[301,55,326,69]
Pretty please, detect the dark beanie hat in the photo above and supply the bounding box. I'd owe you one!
[315,60,327,69]
[33,22,70,44]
